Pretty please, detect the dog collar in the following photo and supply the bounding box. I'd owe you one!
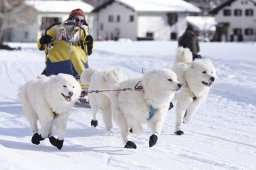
[185,81,197,101]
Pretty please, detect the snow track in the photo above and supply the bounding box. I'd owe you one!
[0,42,255,170]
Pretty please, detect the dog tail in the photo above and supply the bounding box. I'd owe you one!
[174,47,193,64]
[80,68,96,86]
[104,69,128,85]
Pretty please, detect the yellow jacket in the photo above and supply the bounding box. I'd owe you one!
[37,24,92,80]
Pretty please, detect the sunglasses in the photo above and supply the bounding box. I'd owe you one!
[75,18,85,25]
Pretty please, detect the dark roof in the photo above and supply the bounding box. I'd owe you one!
[91,0,134,13]
[209,0,256,15]
[209,0,235,15]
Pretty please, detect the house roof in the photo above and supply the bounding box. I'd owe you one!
[209,0,256,15]
[25,0,94,14]
[92,0,201,13]
[186,16,216,31]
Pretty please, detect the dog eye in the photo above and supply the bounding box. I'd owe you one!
[73,86,75,88]
[63,85,67,88]
[167,78,172,82]
[202,71,207,74]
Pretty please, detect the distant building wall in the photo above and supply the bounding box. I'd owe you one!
[94,2,137,40]
[214,0,256,41]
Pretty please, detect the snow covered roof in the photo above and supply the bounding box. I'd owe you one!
[25,0,94,13]
[186,16,216,31]
[92,0,201,13]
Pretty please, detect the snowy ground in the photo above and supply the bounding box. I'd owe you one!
[0,41,255,170]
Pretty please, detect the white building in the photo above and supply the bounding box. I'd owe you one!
[210,0,256,42]
[90,0,201,41]
[3,0,93,42]
[186,16,217,41]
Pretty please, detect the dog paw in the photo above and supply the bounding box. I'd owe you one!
[91,120,98,127]
[168,102,174,110]
[175,130,184,135]
[49,136,64,150]
[31,133,44,145]
[124,141,137,149]
[149,134,158,147]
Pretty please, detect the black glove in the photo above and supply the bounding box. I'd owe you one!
[40,34,53,44]
[85,35,93,55]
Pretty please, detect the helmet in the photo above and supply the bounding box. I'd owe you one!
[69,8,85,18]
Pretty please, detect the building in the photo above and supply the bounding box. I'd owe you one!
[3,0,93,42]
[210,0,256,42]
[83,0,108,7]
[186,16,216,41]
[90,0,200,41]
[184,0,227,15]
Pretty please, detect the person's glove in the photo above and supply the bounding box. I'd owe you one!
[40,34,53,44]
[85,35,93,55]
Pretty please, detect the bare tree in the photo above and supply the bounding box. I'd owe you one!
[0,0,37,43]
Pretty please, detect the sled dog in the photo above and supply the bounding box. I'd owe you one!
[80,68,127,131]
[172,47,216,135]
[19,73,81,149]
[112,69,181,149]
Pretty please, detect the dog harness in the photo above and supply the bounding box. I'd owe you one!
[146,103,158,120]
[50,108,58,118]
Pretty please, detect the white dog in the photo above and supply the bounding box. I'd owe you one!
[112,69,182,149]
[80,68,127,132]
[172,47,216,135]
[18,73,81,149]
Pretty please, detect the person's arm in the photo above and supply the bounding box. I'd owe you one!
[37,27,56,50]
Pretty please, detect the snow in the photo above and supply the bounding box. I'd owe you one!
[26,0,94,13]
[0,41,256,170]
[117,0,201,13]
[186,16,217,31]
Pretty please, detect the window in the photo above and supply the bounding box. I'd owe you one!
[245,9,254,16]
[146,32,154,40]
[233,28,242,35]
[223,9,231,16]
[129,15,134,22]
[24,31,28,39]
[117,15,120,22]
[40,17,61,30]
[100,23,103,31]
[245,28,254,35]
[234,9,242,16]
[108,15,114,22]
[167,13,178,26]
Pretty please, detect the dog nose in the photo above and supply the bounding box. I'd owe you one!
[210,77,215,82]
[68,91,73,96]
[178,83,182,88]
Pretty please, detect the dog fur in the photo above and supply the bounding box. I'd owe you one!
[80,68,127,131]
[172,47,216,135]
[111,69,181,148]
[18,73,81,149]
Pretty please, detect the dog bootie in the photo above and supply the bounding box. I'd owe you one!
[31,133,44,145]
[49,136,64,150]
[124,141,137,149]
[175,130,184,135]
[149,134,158,147]
[91,119,98,127]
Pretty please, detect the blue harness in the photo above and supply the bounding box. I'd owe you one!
[147,104,158,120]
